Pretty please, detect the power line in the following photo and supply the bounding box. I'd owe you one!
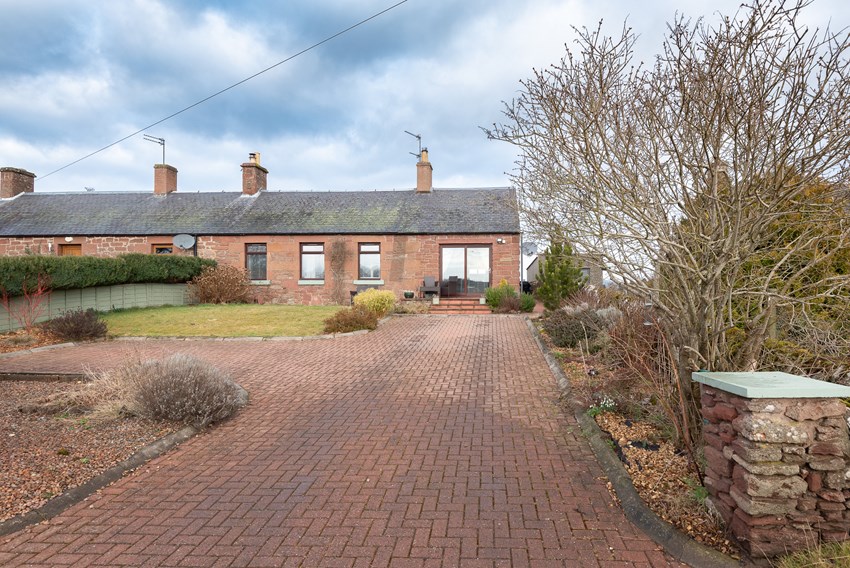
[40,0,411,180]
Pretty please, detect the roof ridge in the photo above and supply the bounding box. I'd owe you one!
[19,186,513,196]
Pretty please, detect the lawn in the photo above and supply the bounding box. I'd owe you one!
[102,304,342,337]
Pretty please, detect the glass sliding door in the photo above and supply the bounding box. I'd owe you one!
[441,247,466,297]
[466,247,490,294]
[440,245,491,296]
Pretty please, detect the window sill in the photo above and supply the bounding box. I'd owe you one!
[298,279,325,286]
[353,279,384,285]
[250,280,271,286]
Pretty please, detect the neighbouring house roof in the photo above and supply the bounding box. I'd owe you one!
[0,188,520,236]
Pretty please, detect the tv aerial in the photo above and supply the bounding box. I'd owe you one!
[404,130,424,159]
[143,134,166,164]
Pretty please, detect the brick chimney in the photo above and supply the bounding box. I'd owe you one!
[0,167,36,198]
[416,149,432,193]
[241,152,268,195]
[154,164,177,195]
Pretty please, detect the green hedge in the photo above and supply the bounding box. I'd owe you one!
[0,254,215,296]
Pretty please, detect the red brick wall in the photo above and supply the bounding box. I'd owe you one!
[0,236,194,257]
[0,167,36,198]
[0,233,521,305]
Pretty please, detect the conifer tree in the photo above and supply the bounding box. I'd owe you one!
[535,242,586,310]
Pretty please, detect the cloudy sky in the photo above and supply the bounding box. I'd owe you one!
[1,0,846,194]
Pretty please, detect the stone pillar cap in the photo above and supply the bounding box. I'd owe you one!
[693,370,850,399]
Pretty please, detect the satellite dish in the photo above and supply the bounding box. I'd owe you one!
[521,242,538,256]
[173,234,196,250]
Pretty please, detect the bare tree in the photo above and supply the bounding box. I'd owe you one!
[488,1,850,379]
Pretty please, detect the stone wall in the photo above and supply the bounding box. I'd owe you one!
[0,235,195,257]
[701,384,850,558]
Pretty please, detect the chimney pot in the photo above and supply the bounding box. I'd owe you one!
[241,152,269,195]
[416,148,432,193]
[0,167,36,198]
[154,164,178,195]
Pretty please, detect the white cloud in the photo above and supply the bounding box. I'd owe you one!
[2,0,847,194]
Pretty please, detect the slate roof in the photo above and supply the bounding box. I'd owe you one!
[0,188,519,237]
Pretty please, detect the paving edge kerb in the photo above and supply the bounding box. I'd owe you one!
[0,381,250,537]
[0,423,199,537]
[524,318,741,568]
[0,316,394,359]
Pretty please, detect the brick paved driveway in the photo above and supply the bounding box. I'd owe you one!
[0,316,682,567]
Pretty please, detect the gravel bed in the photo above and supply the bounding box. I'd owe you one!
[0,329,61,354]
[595,411,738,558]
[542,331,741,560]
[1,380,178,523]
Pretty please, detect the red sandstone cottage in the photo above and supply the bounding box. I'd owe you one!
[0,153,521,305]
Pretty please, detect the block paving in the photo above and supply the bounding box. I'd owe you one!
[0,316,685,567]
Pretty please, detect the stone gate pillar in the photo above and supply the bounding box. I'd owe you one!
[693,371,850,559]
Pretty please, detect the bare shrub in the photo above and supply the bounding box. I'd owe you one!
[43,308,107,341]
[759,320,850,385]
[606,300,702,477]
[541,309,603,349]
[188,265,251,304]
[116,354,246,427]
[1,273,51,332]
[23,354,247,428]
[543,290,620,349]
[564,287,618,311]
[323,305,378,333]
[494,295,522,314]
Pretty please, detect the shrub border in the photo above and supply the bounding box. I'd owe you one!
[524,317,740,568]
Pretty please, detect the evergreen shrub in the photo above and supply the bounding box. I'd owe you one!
[0,254,214,296]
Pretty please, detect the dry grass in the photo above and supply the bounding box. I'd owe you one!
[22,354,247,428]
[777,541,850,567]
[95,354,247,427]
[102,304,340,337]
[394,301,431,314]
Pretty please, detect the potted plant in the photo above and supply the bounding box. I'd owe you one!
[403,290,415,299]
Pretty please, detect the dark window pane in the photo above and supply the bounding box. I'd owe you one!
[247,244,266,254]
[247,254,267,280]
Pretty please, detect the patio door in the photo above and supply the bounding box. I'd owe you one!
[440,246,490,296]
